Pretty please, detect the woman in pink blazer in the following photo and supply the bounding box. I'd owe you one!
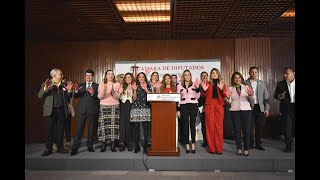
[225,72,254,156]
[177,70,201,153]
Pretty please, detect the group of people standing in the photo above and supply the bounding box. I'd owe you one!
[38,66,295,157]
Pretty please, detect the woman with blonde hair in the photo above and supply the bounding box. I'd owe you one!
[201,68,228,154]
[177,70,200,153]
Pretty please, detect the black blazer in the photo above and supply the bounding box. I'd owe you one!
[74,82,100,115]
[274,80,293,114]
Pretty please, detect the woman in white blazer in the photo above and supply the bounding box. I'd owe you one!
[225,72,254,156]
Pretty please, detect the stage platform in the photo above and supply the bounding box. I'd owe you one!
[25,139,294,172]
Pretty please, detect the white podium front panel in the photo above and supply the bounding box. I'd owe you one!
[147,93,180,102]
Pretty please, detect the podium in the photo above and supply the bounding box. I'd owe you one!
[147,93,180,156]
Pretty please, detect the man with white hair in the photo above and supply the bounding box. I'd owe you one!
[38,68,73,156]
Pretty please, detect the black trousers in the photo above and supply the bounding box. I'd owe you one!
[230,110,251,150]
[120,100,133,145]
[132,122,150,147]
[284,103,295,145]
[200,112,207,144]
[65,114,72,142]
[249,105,265,147]
[72,113,99,149]
[180,103,198,144]
[45,108,66,150]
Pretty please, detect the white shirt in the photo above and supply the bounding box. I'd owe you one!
[287,79,295,103]
[120,88,133,103]
[86,81,93,90]
[250,79,258,104]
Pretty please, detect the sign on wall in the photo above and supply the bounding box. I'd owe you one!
[115,59,220,82]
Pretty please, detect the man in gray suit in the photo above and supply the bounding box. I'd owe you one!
[38,68,73,156]
[245,67,270,151]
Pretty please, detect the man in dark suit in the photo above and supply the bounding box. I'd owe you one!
[274,67,295,152]
[198,71,208,147]
[245,67,269,151]
[38,68,72,156]
[70,69,100,156]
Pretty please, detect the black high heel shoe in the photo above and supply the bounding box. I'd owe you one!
[119,143,125,152]
[111,141,117,152]
[100,142,106,152]
[128,143,133,151]
[185,144,190,153]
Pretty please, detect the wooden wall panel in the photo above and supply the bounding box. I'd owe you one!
[25,38,294,143]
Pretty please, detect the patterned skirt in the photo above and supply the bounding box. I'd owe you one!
[98,104,120,141]
[130,107,151,122]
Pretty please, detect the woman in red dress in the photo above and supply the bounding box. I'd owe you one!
[201,68,228,155]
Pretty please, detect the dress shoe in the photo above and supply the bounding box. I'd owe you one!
[88,146,94,152]
[191,150,196,154]
[119,143,125,152]
[41,149,53,156]
[201,143,207,147]
[209,152,216,154]
[65,141,71,147]
[216,152,222,155]
[111,142,117,152]
[70,149,78,156]
[236,149,242,155]
[134,146,140,153]
[100,142,106,152]
[52,144,58,152]
[283,144,292,153]
[128,143,133,151]
[255,146,265,151]
[57,148,69,154]
[185,149,190,153]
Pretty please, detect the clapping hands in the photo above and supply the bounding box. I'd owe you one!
[245,85,254,96]
[66,81,73,91]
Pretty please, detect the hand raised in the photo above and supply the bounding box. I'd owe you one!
[217,80,225,90]
[194,78,200,88]
[155,81,161,89]
[201,81,209,91]
[141,83,147,91]
[132,82,137,91]
[66,81,73,90]
[44,79,52,90]
[224,88,232,98]
[74,83,82,91]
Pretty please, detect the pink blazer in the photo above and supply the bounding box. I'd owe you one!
[177,82,200,106]
[226,84,253,111]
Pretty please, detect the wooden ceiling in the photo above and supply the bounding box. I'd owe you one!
[25,0,295,41]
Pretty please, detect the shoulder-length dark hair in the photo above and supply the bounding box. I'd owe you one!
[136,72,148,86]
[160,74,177,92]
[180,69,193,87]
[230,72,245,86]
[103,70,116,84]
[123,72,134,91]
